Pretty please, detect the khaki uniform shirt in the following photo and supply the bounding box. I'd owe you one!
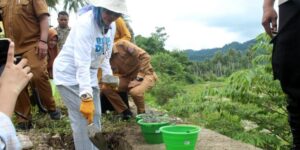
[111,40,157,91]
[0,0,49,54]
[114,17,131,43]
[55,26,71,52]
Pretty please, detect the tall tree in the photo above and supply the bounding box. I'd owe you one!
[46,0,58,8]
[63,0,88,12]
[46,0,88,12]
[136,27,169,54]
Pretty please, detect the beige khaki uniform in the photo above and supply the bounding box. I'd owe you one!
[101,40,157,113]
[54,26,70,52]
[0,0,57,122]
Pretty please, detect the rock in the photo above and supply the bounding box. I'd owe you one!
[18,133,33,149]
[48,133,63,148]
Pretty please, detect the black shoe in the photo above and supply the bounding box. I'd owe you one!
[122,109,133,120]
[16,122,33,130]
[49,109,61,120]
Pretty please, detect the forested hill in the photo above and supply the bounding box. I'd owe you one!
[184,39,256,62]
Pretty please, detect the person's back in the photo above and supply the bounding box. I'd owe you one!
[55,11,71,52]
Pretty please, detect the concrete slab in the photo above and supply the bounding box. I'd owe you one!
[111,124,261,150]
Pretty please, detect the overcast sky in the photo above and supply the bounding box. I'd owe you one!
[50,0,275,50]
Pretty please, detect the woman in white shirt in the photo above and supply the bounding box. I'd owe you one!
[53,0,127,149]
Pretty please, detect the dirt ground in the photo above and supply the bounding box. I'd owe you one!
[99,124,262,150]
[20,124,261,150]
[19,100,262,150]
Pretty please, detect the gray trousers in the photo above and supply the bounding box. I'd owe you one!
[57,85,101,150]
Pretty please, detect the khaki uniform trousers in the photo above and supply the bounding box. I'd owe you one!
[15,49,56,122]
[101,75,156,114]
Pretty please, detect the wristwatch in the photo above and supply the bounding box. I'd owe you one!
[80,93,92,100]
[136,77,144,82]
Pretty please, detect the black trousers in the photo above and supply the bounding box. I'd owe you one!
[100,92,129,114]
[273,1,300,148]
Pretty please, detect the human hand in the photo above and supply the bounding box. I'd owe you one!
[262,6,278,37]
[79,97,95,124]
[36,40,48,59]
[0,40,33,95]
[128,80,142,89]
[0,40,33,117]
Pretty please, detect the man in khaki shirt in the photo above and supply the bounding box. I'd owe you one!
[0,0,60,130]
[101,40,157,119]
[54,11,70,52]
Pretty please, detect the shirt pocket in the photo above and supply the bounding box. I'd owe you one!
[16,0,34,16]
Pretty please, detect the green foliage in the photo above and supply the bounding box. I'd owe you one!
[34,112,72,135]
[46,0,58,8]
[46,0,88,12]
[62,0,88,12]
[29,83,72,134]
[219,34,290,149]
[150,74,183,105]
[188,47,253,81]
[170,51,197,83]
[185,33,276,81]
[170,51,193,69]
[217,34,289,149]
[135,27,168,54]
[151,51,198,83]
[151,53,184,79]
[185,39,256,62]
[154,33,291,149]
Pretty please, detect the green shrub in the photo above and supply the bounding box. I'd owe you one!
[150,74,182,105]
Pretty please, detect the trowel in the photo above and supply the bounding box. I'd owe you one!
[87,74,119,149]
[87,123,108,150]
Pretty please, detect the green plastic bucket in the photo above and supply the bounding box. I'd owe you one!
[136,113,169,123]
[160,125,201,150]
[135,114,144,122]
[137,119,170,144]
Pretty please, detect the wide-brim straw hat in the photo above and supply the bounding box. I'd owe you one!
[90,0,128,15]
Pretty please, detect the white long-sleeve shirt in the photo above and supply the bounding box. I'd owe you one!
[53,10,115,96]
[0,112,21,150]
